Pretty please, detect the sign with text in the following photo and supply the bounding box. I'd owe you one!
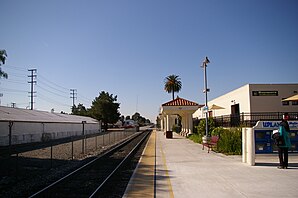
[254,121,298,129]
[252,91,278,96]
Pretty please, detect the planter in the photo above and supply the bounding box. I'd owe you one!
[166,131,173,139]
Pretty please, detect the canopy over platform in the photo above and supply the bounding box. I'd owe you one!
[160,97,203,136]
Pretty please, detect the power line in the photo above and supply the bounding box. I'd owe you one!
[3,79,27,85]
[38,93,70,107]
[6,72,27,79]
[77,93,92,101]
[5,64,28,72]
[38,80,69,95]
[0,87,28,93]
[36,85,69,99]
[77,93,92,104]
[3,65,93,110]
[38,73,69,91]
[4,65,27,80]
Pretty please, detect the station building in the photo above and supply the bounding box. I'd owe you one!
[159,97,202,136]
[193,83,298,119]
[193,83,298,155]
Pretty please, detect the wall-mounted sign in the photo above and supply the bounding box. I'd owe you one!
[252,91,278,96]
[254,121,298,129]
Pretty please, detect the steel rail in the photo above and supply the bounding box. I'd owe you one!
[28,131,147,198]
[89,130,151,197]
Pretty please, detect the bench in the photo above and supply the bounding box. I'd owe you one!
[202,136,219,153]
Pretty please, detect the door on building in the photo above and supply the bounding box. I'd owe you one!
[231,104,240,126]
[208,111,213,117]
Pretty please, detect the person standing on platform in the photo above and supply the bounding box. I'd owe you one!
[277,113,291,169]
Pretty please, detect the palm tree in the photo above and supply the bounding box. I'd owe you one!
[164,74,182,100]
[0,50,8,78]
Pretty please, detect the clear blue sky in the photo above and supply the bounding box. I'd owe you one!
[1,0,298,122]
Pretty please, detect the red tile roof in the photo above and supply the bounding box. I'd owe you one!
[162,97,200,106]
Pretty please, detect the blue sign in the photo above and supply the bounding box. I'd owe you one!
[255,121,298,129]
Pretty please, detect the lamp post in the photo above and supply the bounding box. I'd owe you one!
[201,57,210,142]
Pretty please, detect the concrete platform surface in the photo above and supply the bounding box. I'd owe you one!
[125,130,298,198]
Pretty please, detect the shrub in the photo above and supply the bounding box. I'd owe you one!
[188,125,242,155]
[195,117,215,137]
[188,133,201,143]
[216,127,242,155]
[211,127,224,136]
[190,118,216,144]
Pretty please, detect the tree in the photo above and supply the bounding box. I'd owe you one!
[0,50,8,78]
[132,112,141,122]
[72,103,88,116]
[145,119,151,124]
[164,74,182,100]
[125,115,131,120]
[131,112,148,126]
[90,91,120,130]
[120,115,125,122]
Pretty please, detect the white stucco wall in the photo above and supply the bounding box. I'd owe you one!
[193,84,250,118]
[0,121,101,146]
[193,83,298,118]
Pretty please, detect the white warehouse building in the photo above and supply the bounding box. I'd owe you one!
[194,83,298,119]
[0,106,101,146]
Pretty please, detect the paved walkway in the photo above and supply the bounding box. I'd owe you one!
[125,130,298,198]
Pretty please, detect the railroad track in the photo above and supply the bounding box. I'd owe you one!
[28,130,151,198]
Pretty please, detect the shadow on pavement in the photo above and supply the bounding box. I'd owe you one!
[255,162,298,169]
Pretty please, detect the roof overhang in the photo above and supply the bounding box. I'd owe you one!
[161,105,200,115]
[160,97,203,116]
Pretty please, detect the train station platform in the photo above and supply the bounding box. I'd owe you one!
[124,130,298,198]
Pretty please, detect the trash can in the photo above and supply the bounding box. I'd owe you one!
[166,131,173,138]
[202,135,210,143]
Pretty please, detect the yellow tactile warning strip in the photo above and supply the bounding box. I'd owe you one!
[124,130,174,197]
[123,130,156,197]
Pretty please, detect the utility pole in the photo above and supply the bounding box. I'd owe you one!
[70,89,77,110]
[0,93,3,106]
[28,69,37,110]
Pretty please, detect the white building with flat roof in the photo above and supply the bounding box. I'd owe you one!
[194,84,298,119]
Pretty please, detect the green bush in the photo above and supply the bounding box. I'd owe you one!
[195,117,215,137]
[211,127,224,136]
[188,133,202,143]
[216,127,242,155]
[190,118,216,144]
[188,125,242,155]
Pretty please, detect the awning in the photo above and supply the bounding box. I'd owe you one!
[209,104,225,110]
[282,94,298,101]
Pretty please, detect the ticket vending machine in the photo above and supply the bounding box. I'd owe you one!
[254,121,298,154]
[242,120,298,166]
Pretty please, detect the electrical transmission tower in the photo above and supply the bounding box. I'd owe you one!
[70,89,77,109]
[28,69,37,110]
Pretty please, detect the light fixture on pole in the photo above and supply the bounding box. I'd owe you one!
[201,56,210,142]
